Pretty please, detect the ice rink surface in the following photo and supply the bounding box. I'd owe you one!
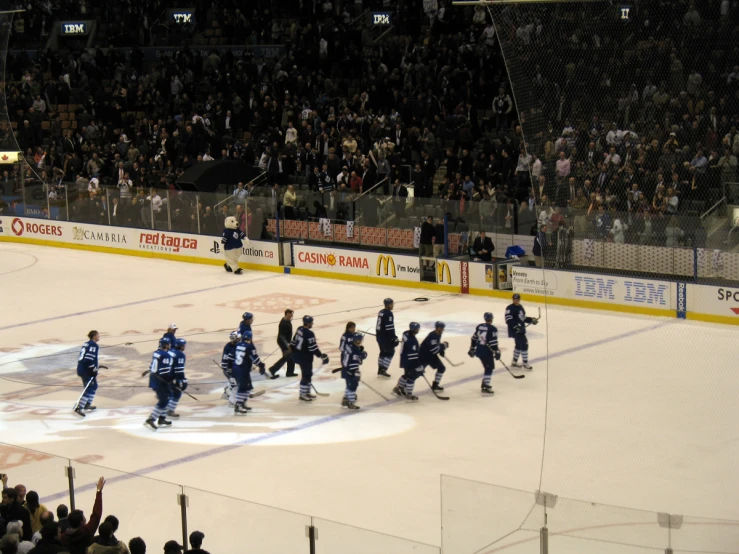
[1,243,738,552]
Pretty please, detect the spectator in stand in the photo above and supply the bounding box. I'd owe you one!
[27,521,66,554]
[88,521,127,554]
[59,477,104,554]
[433,218,445,258]
[0,533,19,554]
[162,541,182,554]
[283,185,297,220]
[5,521,34,554]
[183,532,208,554]
[127,539,145,554]
[55,507,68,534]
[23,493,46,535]
[12,488,25,507]
[419,215,435,267]
[1,485,32,542]
[533,224,547,267]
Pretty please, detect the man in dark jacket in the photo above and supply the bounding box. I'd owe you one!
[28,522,69,554]
[267,309,296,377]
[473,231,495,262]
[60,477,104,554]
[419,215,435,267]
[1,487,33,541]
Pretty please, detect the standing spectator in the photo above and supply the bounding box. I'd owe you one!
[87,521,127,554]
[183,532,209,554]
[433,218,445,258]
[533,224,547,267]
[555,152,571,182]
[283,185,297,220]
[493,88,513,136]
[27,521,65,554]
[55,508,68,535]
[419,215,435,266]
[23,493,46,535]
[60,477,104,554]
[127,539,145,554]
[1,486,32,542]
[267,309,296,378]
[391,179,408,220]
[473,231,495,262]
[4,521,34,553]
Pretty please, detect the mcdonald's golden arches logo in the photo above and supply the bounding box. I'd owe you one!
[376,255,396,278]
[437,261,452,284]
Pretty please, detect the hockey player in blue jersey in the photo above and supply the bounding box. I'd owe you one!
[232,330,265,415]
[166,338,188,418]
[238,312,253,337]
[74,330,101,417]
[505,293,537,369]
[291,315,329,402]
[163,324,177,344]
[222,215,248,274]
[420,322,448,394]
[375,298,398,378]
[468,313,501,395]
[392,322,421,400]
[145,337,175,430]
[221,331,240,404]
[339,322,357,358]
[341,333,367,410]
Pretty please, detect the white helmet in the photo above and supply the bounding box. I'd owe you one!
[225,216,238,229]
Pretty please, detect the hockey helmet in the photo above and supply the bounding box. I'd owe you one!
[484,312,493,322]
[175,338,187,349]
[383,298,394,306]
[229,331,241,342]
[512,293,521,301]
[409,322,420,333]
[303,315,314,325]
[167,323,178,330]
[352,333,364,343]
[435,321,446,330]
[242,312,253,320]
[225,216,238,230]
[159,337,173,349]
[242,330,253,340]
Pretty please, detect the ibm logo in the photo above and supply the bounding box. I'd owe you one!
[624,281,668,306]
[574,276,616,300]
[620,6,630,20]
[373,13,391,25]
[63,23,87,34]
[172,13,193,23]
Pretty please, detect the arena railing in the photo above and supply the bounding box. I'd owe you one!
[0,442,440,553]
[6,179,739,283]
[440,475,739,554]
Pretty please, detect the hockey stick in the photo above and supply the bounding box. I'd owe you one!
[441,353,464,368]
[141,371,200,402]
[311,384,329,397]
[499,359,525,379]
[73,376,97,410]
[422,374,449,400]
[211,359,266,397]
[361,379,390,401]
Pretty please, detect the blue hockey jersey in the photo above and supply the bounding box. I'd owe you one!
[375,309,397,343]
[233,341,262,376]
[420,331,446,363]
[399,331,420,369]
[149,348,174,390]
[222,228,246,251]
[221,341,237,372]
[505,304,530,337]
[291,326,323,363]
[472,323,499,355]
[76,340,99,376]
[341,343,366,375]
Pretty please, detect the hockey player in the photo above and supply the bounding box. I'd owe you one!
[341,333,367,410]
[469,312,501,395]
[238,312,253,338]
[420,322,448,394]
[393,322,421,400]
[290,315,329,402]
[145,337,175,430]
[232,330,265,415]
[163,324,177,344]
[166,338,188,418]
[375,298,398,378]
[222,215,249,274]
[505,293,537,369]
[221,331,240,403]
[74,330,100,417]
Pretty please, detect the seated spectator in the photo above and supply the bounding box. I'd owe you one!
[0,533,19,554]
[4,521,34,554]
[183,532,208,554]
[23,493,47,535]
[59,477,104,554]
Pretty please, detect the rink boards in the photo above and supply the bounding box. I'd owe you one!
[1,216,737,326]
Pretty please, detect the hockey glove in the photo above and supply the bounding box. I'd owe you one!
[442,341,449,349]
[178,379,188,391]
[360,350,368,360]
[524,317,533,324]
[532,319,539,325]
[321,353,330,364]
[392,337,400,346]
[467,346,476,358]
[514,324,523,335]
[258,362,266,373]
[359,345,364,352]
[494,350,501,361]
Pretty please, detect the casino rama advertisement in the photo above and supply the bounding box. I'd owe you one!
[293,244,421,282]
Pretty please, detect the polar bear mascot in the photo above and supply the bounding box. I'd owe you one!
[221,215,249,274]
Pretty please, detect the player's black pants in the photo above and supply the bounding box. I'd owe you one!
[269,347,296,376]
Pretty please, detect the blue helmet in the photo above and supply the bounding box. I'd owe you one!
[512,293,521,300]
[159,337,172,349]
[435,321,446,329]
[175,338,187,349]
[242,330,253,341]
[409,322,420,332]
[484,312,493,322]
[229,331,241,342]
[353,333,364,343]
[383,298,394,306]
[242,312,254,320]
[303,315,314,325]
